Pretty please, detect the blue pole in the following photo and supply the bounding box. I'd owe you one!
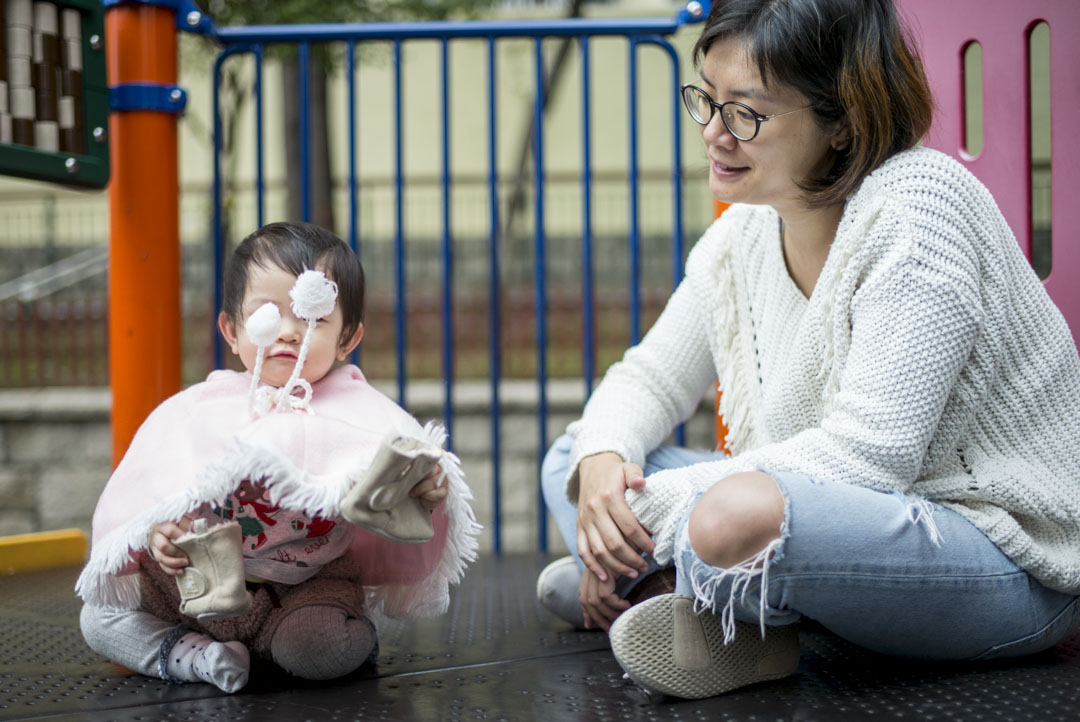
[533,36,548,552]
[255,45,265,228]
[641,36,686,446]
[215,17,686,45]
[347,40,359,254]
[393,40,407,406]
[299,42,311,223]
[211,46,253,370]
[580,36,595,398]
[211,52,226,370]
[487,36,503,555]
[628,39,641,346]
[440,38,454,446]
[347,40,361,368]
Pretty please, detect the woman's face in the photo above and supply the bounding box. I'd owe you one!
[696,37,843,213]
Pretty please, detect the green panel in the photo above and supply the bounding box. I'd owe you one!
[0,0,109,188]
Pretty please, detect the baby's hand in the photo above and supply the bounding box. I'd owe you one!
[409,465,448,511]
[149,516,193,576]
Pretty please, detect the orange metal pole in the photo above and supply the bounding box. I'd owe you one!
[713,199,731,453]
[106,5,181,466]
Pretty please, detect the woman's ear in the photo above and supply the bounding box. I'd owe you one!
[830,122,853,152]
[218,312,241,355]
[337,322,365,360]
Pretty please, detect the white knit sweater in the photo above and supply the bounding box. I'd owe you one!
[565,146,1080,595]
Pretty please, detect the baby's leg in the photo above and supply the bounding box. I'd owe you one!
[270,604,377,680]
[79,604,249,692]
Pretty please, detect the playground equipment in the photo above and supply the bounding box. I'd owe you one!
[0,0,108,186]
[1,0,1076,562]
[899,0,1077,335]
[1,2,1078,720]
[5,0,1076,553]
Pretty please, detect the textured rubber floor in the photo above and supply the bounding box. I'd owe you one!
[610,593,799,699]
[2,555,1079,721]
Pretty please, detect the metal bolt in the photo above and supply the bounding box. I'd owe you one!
[64,157,79,174]
[169,88,183,103]
[90,34,102,50]
[686,1,704,19]
[92,126,106,144]
[186,11,202,28]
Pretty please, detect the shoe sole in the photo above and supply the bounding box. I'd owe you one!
[609,594,799,699]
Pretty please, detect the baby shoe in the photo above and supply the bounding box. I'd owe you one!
[609,593,799,700]
[174,519,251,621]
[340,435,442,544]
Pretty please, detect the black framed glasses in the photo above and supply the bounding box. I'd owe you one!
[680,84,811,141]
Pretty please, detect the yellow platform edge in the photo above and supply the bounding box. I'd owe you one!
[0,528,88,574]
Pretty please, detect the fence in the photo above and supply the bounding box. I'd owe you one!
[0,168,712,387]
[205,9,712,553]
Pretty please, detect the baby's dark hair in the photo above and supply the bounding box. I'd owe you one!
[221,222,365,347]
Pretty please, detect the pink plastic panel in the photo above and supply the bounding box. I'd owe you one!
[896,0,1079,342]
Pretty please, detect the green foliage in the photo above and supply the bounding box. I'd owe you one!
[197,0,496,26]
[194,0,497,66]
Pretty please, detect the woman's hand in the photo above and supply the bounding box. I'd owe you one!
[576,452,655,582]
[579,567,629,631]
[148,516,193,577]
[410,465,449,510]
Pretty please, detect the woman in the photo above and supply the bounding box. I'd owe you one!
[538,0,1080,700]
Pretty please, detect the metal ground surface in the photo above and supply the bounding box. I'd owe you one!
[2,555,1079,721]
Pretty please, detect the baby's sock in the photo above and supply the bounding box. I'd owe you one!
[163,630,250,693]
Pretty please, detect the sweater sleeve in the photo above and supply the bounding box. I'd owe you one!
[627,221,984,562]
[563,243,721,504]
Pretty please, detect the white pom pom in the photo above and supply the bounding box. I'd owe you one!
[290,270,338,321]
[245,302,281,347]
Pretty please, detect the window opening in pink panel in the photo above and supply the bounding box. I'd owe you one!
[1028,20,1051,280]
[961,40,984,159]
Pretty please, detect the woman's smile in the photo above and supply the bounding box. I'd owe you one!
[710,157,750,178]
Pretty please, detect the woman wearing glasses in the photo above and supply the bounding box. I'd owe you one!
[538,0,1080,700]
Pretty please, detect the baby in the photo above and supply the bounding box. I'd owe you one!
[76,222,479,692]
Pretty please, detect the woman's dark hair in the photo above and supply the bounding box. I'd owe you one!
[693,0,933,207]
[221,222,365,347]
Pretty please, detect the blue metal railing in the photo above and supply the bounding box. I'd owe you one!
[209,7,706,553]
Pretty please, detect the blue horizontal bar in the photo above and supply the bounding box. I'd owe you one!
[109,83,187,113]
[214,17,681,44]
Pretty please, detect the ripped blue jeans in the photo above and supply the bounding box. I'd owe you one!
[540,435,1079,660]
[674,470,1079,660]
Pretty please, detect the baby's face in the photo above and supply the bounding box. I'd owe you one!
[224,264,349,387]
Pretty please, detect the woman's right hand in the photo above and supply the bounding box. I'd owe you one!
[148,516,193,577]
[576,452,655,582]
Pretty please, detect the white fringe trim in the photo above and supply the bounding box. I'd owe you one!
[366,421,483,619]
[711,221,762,456]
[76,420,482,618]
[905,496,943,548]
[688,536,783,646]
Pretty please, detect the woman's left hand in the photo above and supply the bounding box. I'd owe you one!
[410,466,448,510]
[579,567,630,631]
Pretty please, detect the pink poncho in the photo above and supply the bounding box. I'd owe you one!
[75,365,480,620]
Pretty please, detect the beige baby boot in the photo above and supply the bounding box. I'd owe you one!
[340,435,443,544]
[174,519,251,621]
